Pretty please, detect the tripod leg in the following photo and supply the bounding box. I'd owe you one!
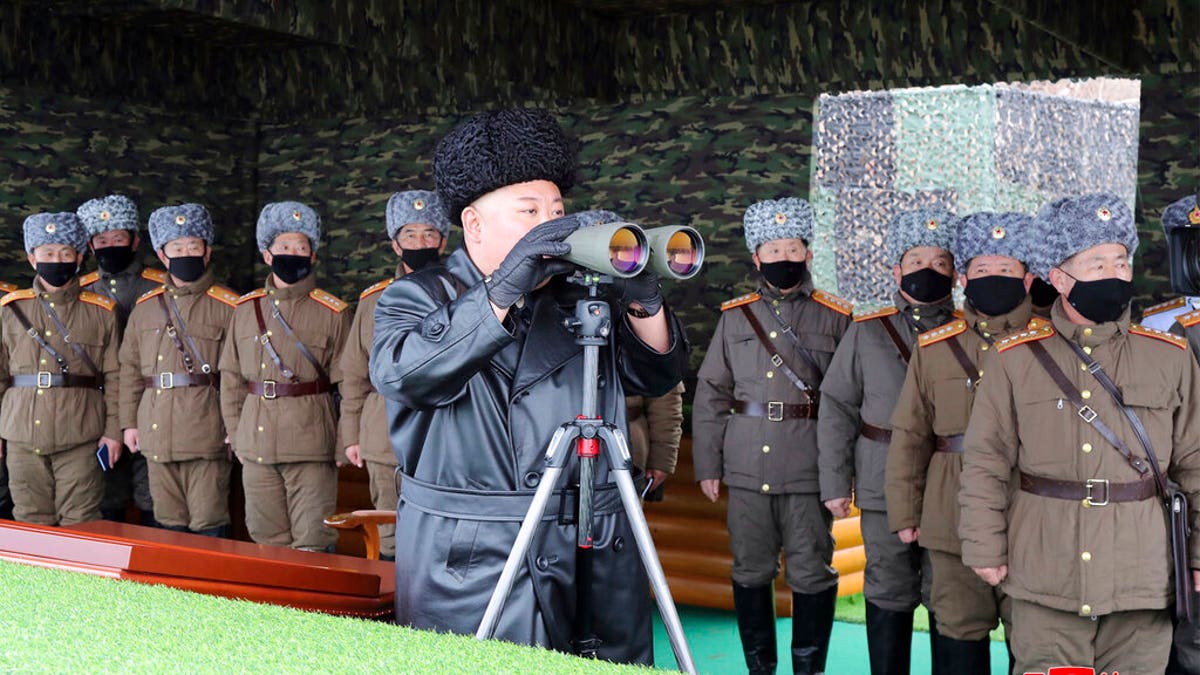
[600,427,698,674]
[476,425,578,641]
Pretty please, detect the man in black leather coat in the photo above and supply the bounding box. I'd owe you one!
[370,108,687,665]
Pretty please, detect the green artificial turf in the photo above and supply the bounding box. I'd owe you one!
[835,593,1006,642]
[0,560,644,674]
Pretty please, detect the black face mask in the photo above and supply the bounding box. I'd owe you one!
[900,267,953,304]
[401,247,440,272]
[1029,277,1060,307]
[964,275,1027,317]
[167,255,207,283]
[94,245,136,274]
[760,260,806,290]
[1064,274,1134,324]
[270,254,312,285]
[37,262,77,288]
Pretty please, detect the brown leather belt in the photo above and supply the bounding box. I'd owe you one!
[1020,471,1156,506]
[732,400,818,421]
[859,423,892,443]
[627,406,642,423]
[10,373,102,389]
[143,372,216,390]
[248,379,331,400]
[935,435,964,453]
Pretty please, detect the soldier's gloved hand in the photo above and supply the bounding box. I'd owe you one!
[485,215,581,309]
[612,269,663,316]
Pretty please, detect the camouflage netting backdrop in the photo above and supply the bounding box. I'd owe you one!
[809,78,1141,310]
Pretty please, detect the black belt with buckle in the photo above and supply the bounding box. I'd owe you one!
[732,399,818,421]
[248,379,331,400]
[10,372,102,389]
[143,372,217,389]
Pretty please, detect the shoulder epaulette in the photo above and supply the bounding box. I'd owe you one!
[1130,323,1189,350]
[1027,316,1050,329]
[1142,297,1186,319]
[721,292,761,311]
[854,306,899,323]
[79,271,100,287]
[359,278,395,300]
[236,288,267,305]
[141,268,167,283]
[996,323,1056,353]
[1178,309,1200,329]
[135,287,166,305]
[811,290,853,317]
[79,291,116,312]
[309,288,348,313]
[918,319,967,348]
[0,281,16,294]
[206,285,240,308]
[1,289,35,306]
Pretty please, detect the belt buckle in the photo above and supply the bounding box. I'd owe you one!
[159,372,174,389]
[1085,478,1110,507]
[1078,405,1098,423]
[262,380,277,400]
[35,371,52,389]
[767,401,784,422]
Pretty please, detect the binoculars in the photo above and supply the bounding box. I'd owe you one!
[561,222,705,280]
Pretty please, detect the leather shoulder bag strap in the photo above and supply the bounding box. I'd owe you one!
[157,294,197,374]
[878,315,911,364]
[738,304,815,402]
[253,297,298,383]
[7,303,70,374]
[38,296,101,378]
[270,302,328,383]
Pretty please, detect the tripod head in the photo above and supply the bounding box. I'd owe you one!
[563,270,615,347]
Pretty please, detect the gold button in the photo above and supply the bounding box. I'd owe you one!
[979,321,988,329]
[980,344,989,351]
[1081,390,1091,400]
[1083,346,1092,354]
[156,390,161,396]
[109,280,117,286]
[1081,551,1092,561]
[766,371,774,378]
[982,332,991,338]
[769,331,778,339]
[772,300,779,306]
[1081,604,1091,615]
[33,448,41,455]
[35,390,43,396]
[34,420,39,425]
[266,330,272,337]
[762,445,770,453]
[39,359,46,365]
[261,363,266,369]
[44,330,51,337]
[257,457,264,463]
[157,355,163,361]
[1081,498,1091,508]
[268,290,275,295]
[1082,442,1093,453]
[1081,363,1089,371]
[48,302,54,308]
[153,455,159,461]
[151,423,158,430]
[977,369,984,377]
[1083,328,1093,337]
[257,426,264,432]
[761,483,770,492]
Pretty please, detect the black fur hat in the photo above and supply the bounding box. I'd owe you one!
[433,108,577,226]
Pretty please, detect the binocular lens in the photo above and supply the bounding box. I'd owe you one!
[608,227,645,275]
[664,230,701,276]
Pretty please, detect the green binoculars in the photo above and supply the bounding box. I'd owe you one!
[560,223,705,280]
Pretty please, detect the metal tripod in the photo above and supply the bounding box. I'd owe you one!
[475,276,697,674]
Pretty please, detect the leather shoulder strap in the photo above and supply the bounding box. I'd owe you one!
[737,303,814,399]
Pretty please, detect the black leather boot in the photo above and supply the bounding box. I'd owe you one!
[934,632,990,675]
[865,601,914,675]
[791,586,837,674]
[732,581,778,674]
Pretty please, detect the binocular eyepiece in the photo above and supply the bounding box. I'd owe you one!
[560,222,705,280]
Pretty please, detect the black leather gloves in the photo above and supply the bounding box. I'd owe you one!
[485,214,581,309]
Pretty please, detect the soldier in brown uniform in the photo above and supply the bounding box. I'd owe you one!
[219,202,352,552]
[77,194,165,524]
[694,197,853,675]
[625,381,685,500]
[340,189,450,560]
[0,212,121,525]
[0,278,21,521]
[119,204,238,537]
[818,209,961,675]
[885,211,1042,672]
[959,193,1200,674]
